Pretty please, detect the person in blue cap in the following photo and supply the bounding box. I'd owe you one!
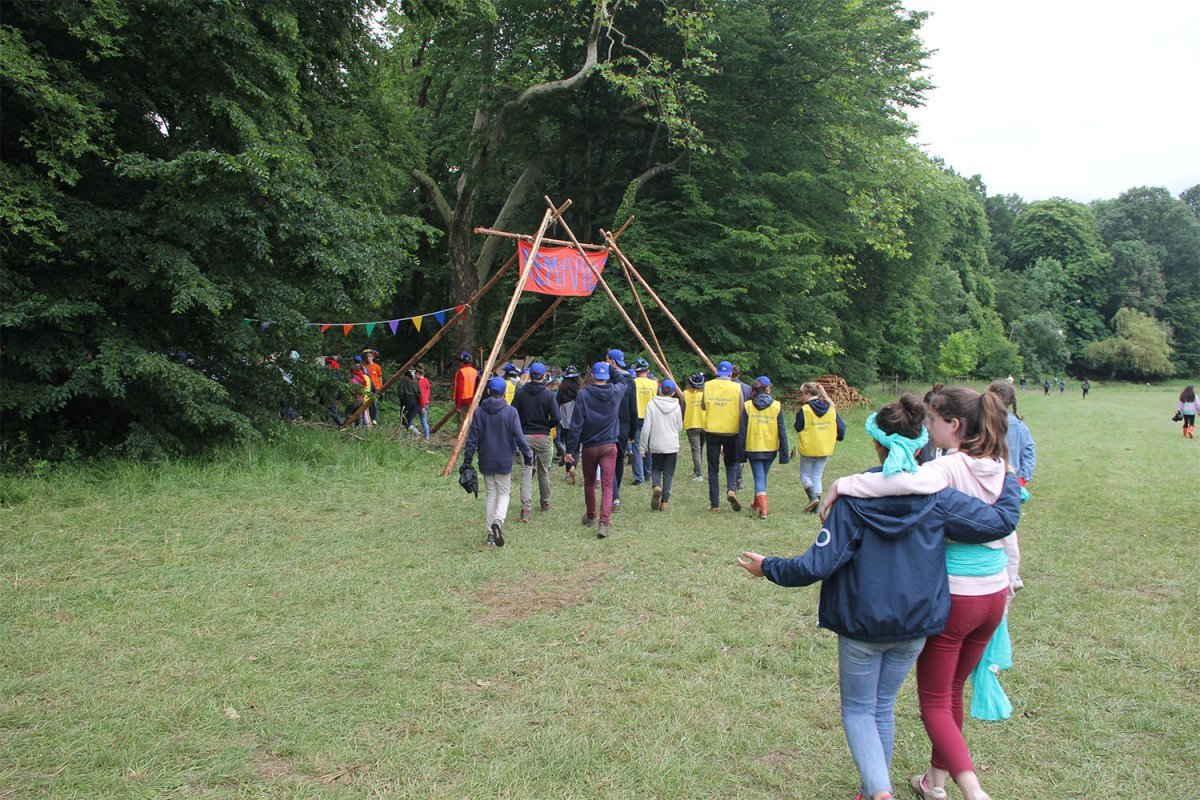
[512,362,560,521]
[631,358,658,485]
[738,376,789,520]
[605,348,638,512]
[702,360,744,512]
[639,378,683,511]
[564,362,626,538]
[461,376,533,547]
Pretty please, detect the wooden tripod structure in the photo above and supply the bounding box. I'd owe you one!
[438,195,714,477]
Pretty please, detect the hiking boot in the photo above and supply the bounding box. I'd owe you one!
[727,490,742,512]
[491,522,505,547]
[651,486,662,510]
[803,484,815,504]
[597,522,610,539]
[540,500,551,512]
[660,500,670,511]
[804,494,821,514]
[709,506,721,513]
[520,508,531,523]
[581,514,596,528]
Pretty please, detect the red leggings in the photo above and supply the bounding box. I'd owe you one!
[916,588,1008,775]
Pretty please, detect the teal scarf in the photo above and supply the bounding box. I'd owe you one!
[864,413,928,476]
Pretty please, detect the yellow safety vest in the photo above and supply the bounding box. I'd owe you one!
[744,400,782,453]
[703,379,743,435]
[505,380,516,405]
[635,376,658,419]
[797,402,838,457]
[682,388,706,429]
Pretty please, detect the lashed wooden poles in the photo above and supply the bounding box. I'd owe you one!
[440,206,561,477]
[473,227,609,251]
[600,229,716,374]
[541,196,676,386]
[340,250,521,429]
[617,256,670,377]
[429,405,457,436]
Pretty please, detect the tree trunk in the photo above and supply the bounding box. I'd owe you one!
[448,217,479,354]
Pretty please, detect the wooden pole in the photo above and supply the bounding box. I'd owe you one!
[441,207,559,476]
[429,405,457,436]
[600,230,716,374]
[340,250,521,429]
[617,256,670,377]
[542,196,677,386]
[473,227,609,251]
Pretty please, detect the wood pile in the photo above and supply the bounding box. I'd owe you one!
[781,375,872,409]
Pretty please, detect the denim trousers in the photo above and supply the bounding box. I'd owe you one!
[799,455,830,494]
[838,635,927,797]
[748,455,775,493]
[630,420,646,482]
[419,406,430,439]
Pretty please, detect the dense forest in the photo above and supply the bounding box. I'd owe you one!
[3,0,1198,459]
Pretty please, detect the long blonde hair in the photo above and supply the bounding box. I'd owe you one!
[800,381,830,404]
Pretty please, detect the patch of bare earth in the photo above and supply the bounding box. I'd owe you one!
[757,749,803,768]
[251,750,305,783]
[474,560,613,624]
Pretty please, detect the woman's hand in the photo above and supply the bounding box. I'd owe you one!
[737,552,765,578]
[817,482,839,522]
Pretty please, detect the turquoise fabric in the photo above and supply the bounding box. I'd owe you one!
[970,615,1013,721]
[864,413,928,477]
[944,541,1007,576]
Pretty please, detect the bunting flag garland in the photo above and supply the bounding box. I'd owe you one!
[241,303,468,336]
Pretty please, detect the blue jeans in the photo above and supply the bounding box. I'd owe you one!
[748,455,775,493]
[419,406,430,439]
[838,636,926,798]
[799,455,830,495]
[630,421,646,481]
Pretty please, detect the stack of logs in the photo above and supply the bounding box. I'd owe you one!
[781,375,872,409]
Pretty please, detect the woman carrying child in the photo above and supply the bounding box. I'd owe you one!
[738,394,1022,800]
[738,377,789,520]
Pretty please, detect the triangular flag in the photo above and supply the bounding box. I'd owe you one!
[388,320,400,335]
[242,318,252,327]
[260,322,269,332]
[412,316,423,332]
[455,304,466,314]
[365,322,376,337]
[320,324,332,333]
[433,311,445,326]
[342,324,353,336]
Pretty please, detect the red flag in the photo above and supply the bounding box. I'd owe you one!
[320,324,332,333]
[518,242,607,296]
[342,324,354,336]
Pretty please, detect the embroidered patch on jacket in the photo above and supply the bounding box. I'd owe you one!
[815,528,832,547]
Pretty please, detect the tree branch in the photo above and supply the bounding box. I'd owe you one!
[624,151,689,206]
[411,168,453,229]
[473,151,551,281]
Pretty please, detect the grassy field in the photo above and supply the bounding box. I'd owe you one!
[2,382,1198,799]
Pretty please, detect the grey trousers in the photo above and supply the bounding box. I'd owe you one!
[520,433,554,511]
[687,428,705,477]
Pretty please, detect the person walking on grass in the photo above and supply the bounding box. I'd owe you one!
[1081,378,1090,399]
[739,377,789,520]
[640,379,683,512]
[683,372,707,482]
[416,364,432,440]
[605,349,638,513]
[1179,385,1197,438]
[821,386,1016,800]
[794,381,846,513]
[702,360,744,512]
[348,357,371,429]
[512,362,560,521]
[453,352,479,429]
[738,393,1022,800]
[363,349,383,425]
[556,366,583,484]
[631,358,658,485]
[564,362,626,539]
[461,377,533,548]
[731,364,751,490]
[395,367,423,436]
[1042,378,1051,396]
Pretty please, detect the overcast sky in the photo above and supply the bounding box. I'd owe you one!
[903,1,1200,203]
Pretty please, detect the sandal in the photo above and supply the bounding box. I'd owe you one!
[909,774,947,800]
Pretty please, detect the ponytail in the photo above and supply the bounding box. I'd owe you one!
[929,385,1009,461]
[800,381,830,404]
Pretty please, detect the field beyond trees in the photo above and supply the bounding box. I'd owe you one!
[2,382,1198,799]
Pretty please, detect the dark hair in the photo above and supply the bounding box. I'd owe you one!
[928,385,1008,460]
[750,379,770,397]
[1181,385,1196,403]
[986,380,1021,420]
[923,382,945,405]
[875,392,926,440]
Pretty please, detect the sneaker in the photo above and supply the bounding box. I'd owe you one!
[612,499,621,512]
[520,508,531,523]
[491,522,505,547]
[597,522,610,539]
[581,514,596,528]
[632,480,645,486]
[727,490,741,512]
[651,486,662,510]
[540,500,551,512]
[692,474,704,482]
[909,774,947,800]
[660,500,669,511]
[486,532,496,547]
[709,506,721,513]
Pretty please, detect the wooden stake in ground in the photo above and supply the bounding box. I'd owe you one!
[440,205,562,477]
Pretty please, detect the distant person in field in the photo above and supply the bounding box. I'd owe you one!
[564,362,626,539]
[1081,378,1090,399]
[702,360,744,513]
[416,363,432,440]
[605,348,638,513]
[453,352,479,429]
[512,362,560,522]
[1179,385,1197,438]
[363,349,383,425]
[1019,375,1027,393]
[731,363,751,490]
[632,358,658,485]
[461,377,533,548]
[555,366,583,484]
[821,385,1017,800]
[793,381,846,513]
[348,357,371,429]
[738,393,1021,800]
[1057,378,1065,395]
[395,367,423,436]
[683,372,707,482]
[738,377,789,520]
[640,378,683,512]
[1042,379,1051,396]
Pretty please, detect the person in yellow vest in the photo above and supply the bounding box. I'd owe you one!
[739,377,789,520]
[794,381,846,513]
[683,372,707,481]
[631,358,658,484]
[502,363,521,405]
[702,360,745,512]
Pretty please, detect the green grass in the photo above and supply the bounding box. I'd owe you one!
[2,383,1197,799]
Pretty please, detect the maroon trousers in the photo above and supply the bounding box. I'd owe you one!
[581,443,618,524]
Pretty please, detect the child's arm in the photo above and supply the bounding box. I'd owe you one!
[776,411,789,465]
[738,501,861,586]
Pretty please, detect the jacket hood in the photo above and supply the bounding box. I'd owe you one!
[521,380,547,397]
[585,382,619,409]
[479,396,509,414]
[808,398,831,415]
[845,492,939,541]
[752,393,775,410]
[648,395,679,413]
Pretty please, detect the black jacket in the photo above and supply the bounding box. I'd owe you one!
[512,380,560,436]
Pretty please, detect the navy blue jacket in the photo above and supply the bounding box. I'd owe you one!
[462,396,533,475]
[564,382,626,452]
[512,380,560,436]
[611,368,638,438]
[761,472,1022,643]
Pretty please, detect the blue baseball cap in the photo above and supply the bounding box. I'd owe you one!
[592,362,610,380]
[716,360,733,377]
[662,378,677,393]
[459,351,472,362]
[487,376,507,395]
[529,362,546,378]
[606,349,626,367]
[755,376,771,387]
